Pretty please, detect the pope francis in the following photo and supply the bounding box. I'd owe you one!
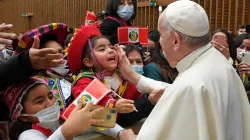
[116,0,250,140]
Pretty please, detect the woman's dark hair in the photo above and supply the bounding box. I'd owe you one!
[39,34,63,49]
[106,0,137,22]
[148,30,160,44]
[81,35,109,69]
[214,29,237,60]
[151,42,178,82]
[123,44,143,60]
[234,33,250,48]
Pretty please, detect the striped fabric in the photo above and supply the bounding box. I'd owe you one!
[14,23,68,55]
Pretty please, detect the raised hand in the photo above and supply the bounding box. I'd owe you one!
[0,23,17,45]
[29,36,65,70]
[61,102,104,140]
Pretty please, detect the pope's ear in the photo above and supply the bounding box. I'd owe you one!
[173,32,181,51]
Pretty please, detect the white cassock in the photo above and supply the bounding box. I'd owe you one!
[136,43,250,140]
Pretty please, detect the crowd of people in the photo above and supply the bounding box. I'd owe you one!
[0,0,250,140]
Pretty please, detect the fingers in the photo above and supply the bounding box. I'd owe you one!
[32,36,40,49]
[50,60,66,67]
[46,53,64,62]
[122,104,135,108]
[91,107,104,117]
[91,119,104,126]
[75,102,83,111]
[38,48,60,56]
[123,99,134,104]
[82,102,94,112]
[0,38,13,45]
[0,23,13,32]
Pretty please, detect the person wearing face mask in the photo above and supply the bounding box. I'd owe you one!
[100,0,137,45]
[3,77,104,140]
[124,44,144,75]
[235,34,250,93]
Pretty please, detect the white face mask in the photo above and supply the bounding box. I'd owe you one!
[0,49,12,64]
[132,65,144,75]
[117,5,134,21]
[20,102,60,132]
[51,65,69,76]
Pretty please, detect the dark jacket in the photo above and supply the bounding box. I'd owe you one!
[0,51,38,90]
[100,18,121,45]
[0,51,38,121]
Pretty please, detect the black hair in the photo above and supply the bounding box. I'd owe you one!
[96,10,107,20]
[234,33,250,48]
[106,0,137,22]
[214,29,237,60]
[238,25,246,30]
[64,34,73,48]
[81,35,109,69]
[151,42,178,83]
[124,44,144,60]
[148,30,160,44]
[39,34,63,49]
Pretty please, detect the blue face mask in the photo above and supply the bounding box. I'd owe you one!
[132,65,144,75]
[117,5,134,21]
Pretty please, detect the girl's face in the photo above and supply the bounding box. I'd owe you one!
[237,39,250,61]
[20,84,56,123]
[127,50,143,66]
[91,38,118,72]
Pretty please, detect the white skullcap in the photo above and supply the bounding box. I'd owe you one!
[165,0,209,37]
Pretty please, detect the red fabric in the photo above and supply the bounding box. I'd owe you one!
[72,77,142,109]
[32,123,53,137]
[67,25,101,74]
[2,78,47,121]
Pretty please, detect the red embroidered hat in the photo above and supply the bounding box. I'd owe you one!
[2,78,47,121]
[14,23,68,55]
[67,25,101,74]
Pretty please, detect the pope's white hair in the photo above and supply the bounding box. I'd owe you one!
[159,11,211,47]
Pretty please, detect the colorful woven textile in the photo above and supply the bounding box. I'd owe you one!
[14,23,68,55]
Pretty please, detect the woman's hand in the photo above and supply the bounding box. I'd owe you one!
[211,40,230,60]
[238,62,250,75]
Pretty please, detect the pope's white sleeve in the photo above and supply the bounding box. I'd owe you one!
[136,75,170,94]
[18,126,66,140]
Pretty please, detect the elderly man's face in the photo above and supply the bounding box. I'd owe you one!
[158,21,178,68]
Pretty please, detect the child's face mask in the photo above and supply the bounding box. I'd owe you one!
[132,65,144,75]
[20,101,60,131]
[117,5,134,21]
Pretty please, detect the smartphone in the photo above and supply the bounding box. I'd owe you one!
[213,34,227,47]
[90,105,117,128]
[242,52,250,63]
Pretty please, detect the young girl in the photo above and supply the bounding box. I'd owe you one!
[2,77,106,140]
[67,25,159,127]
[123,44,144,75]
